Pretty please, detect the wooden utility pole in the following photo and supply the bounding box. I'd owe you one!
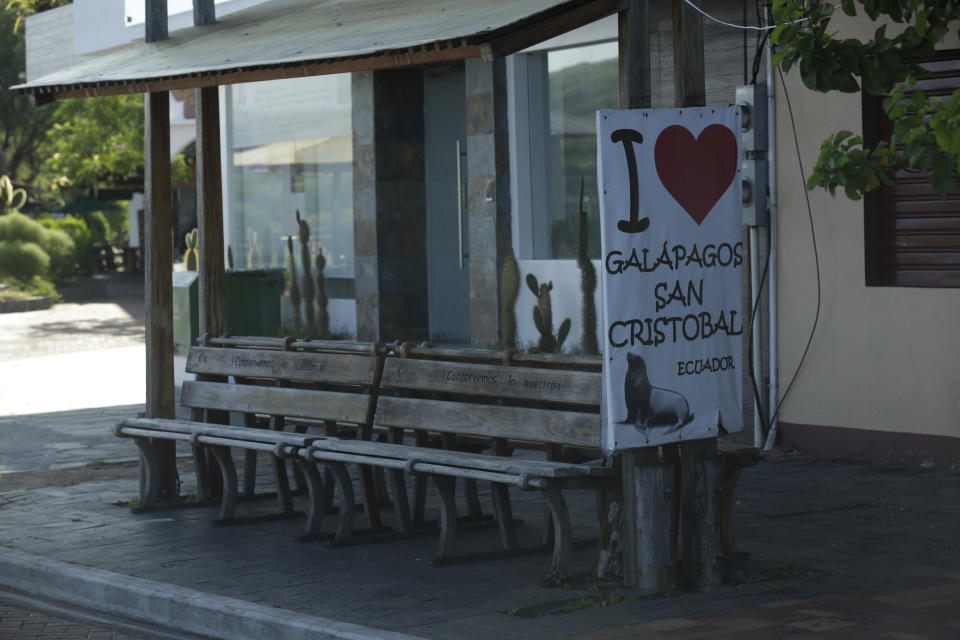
[144,0,176,498]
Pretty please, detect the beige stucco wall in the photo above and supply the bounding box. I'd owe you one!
[775,17,960,438]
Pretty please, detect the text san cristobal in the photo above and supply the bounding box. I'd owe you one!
[606,240,744,348]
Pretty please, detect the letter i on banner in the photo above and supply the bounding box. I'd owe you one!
[597,107,744,453]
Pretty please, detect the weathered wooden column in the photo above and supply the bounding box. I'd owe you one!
[669,0,722,589]
[144,0,176,498]
[465,58,511,345]
[193,0,226,338]
[612,0,680,592]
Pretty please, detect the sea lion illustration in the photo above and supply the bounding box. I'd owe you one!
[623,353,694,434]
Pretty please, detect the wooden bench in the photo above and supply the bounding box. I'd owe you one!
[115,339,758,578]
[114,339,388,542]
[299,347,615,574]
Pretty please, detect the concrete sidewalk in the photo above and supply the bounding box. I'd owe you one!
[1,443,958,640]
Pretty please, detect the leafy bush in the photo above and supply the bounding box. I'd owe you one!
[86,211,111,246]
[43,227,75,282]
[0,241,49,281]
[0,211,47,245]
[42,215,95,275]
[0,212,75,283]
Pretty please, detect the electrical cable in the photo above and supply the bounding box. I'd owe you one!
[765,66,822,436]
[747,224,772,433]
[682,0,815,30]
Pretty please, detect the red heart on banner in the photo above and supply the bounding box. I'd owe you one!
[654,124,738,225]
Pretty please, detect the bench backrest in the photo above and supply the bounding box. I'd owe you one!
[375,355,602,448]
[182,346,381,426]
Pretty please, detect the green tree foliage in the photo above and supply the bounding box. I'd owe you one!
[0,6,55,188]
[772,0,960,199]
[4,0,70,33]
[42,95,146,195]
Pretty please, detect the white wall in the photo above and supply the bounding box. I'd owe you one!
[775,16,960,438]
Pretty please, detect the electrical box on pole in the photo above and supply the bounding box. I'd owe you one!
[737,84,768,227]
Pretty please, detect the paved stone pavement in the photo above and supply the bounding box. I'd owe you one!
[0,450,958,639]
[0,593,151,640]
[0,285,149,474]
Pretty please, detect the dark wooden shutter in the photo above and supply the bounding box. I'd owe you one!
[863,50,960,287]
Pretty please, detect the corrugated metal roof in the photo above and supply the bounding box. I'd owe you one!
[14,0,619,101]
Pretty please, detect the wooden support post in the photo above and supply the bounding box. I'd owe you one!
[614,0,664,590]
[145,0,168,43]
[195,86,227,338]
[193,0,215,26]
[144,90,176,498]
[694,453,723,588]
[670,0,713,589]
[625,447,677,590]
[619,0,650,110]
[672,0,706,108]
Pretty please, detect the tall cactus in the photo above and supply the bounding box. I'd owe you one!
[295,211,316,333]
[246,228,262,268]
[315,250,330,337]
[287,235,301,334]
[183,228,199,271]
[0,175,27,214]
[576,178,599,355]
[499,254,519,349]
[526,274,571,353]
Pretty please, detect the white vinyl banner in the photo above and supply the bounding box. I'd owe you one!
[597,107,744,452]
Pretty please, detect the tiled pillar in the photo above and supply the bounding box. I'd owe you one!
[465,58,512,346]
[352,69,429,342]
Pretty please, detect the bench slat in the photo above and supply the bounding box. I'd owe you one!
[118,418,321,446]
[311,438,609,478]
[374,396,601,448]
[381,359,601,406]
[182,381,371,424]
[186,347,377,385]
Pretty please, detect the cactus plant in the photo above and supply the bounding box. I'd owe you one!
[526,273,570,353]
[576,178,599,355]
[0,175,27,215]
[500,254,519,349]
[246,228,262,268]
[286,235,301,334]
[183,228,199,271]
[295,211,316,334]
[315,250,330,337]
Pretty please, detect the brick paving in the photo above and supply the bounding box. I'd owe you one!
[0,594,150,640]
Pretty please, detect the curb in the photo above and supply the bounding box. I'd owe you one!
[0,295,54,314]
[0,547,427,640]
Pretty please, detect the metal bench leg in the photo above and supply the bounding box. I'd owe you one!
[325,461,355,545]
[542,487,572,578]
[387,469,413,533]
[133,437,161,508]
[464,480,483,519]
[413,472,428,527]
[432,475,458,565]
[209,445,238,522]
[191,444,214,502]
[296,459,326,539]
[491,483,518,550]
[272,455,294,513]
[242,450,258,498]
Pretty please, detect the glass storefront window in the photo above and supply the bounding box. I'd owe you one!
[227,74,353,279]
[523,41,618,259]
